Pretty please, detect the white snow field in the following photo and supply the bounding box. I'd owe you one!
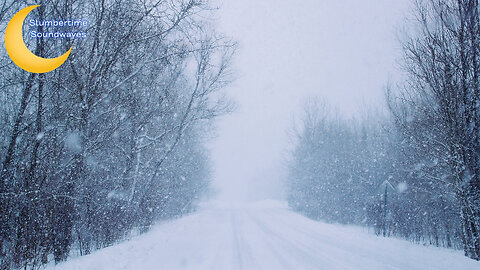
[50,200,479,270]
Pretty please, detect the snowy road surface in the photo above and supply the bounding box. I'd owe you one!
[50,200,479,270]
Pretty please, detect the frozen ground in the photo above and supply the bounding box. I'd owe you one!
[49,200,479,270]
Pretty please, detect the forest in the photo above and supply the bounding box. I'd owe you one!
[287,0,480,261]
[0,0,234,268]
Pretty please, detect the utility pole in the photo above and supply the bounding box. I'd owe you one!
[383,183,388,237]
[379,179,394,237]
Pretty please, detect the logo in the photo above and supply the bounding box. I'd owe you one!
[4,5,72,73]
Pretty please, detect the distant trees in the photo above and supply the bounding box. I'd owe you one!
[0,0,234,269]
[287,101,382,225]
[288,0,480,261]
[287,100,464,253]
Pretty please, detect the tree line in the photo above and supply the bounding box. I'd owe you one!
[287,0,480,260]
[0,0,234,268]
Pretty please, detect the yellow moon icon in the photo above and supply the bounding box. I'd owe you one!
[4,5,72,73]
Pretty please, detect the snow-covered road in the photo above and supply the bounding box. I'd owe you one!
[50,200,479,270]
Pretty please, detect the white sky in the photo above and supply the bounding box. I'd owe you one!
[209,0,411,202]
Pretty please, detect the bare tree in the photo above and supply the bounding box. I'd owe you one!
[0,0,234,268]
[388,0,480,260]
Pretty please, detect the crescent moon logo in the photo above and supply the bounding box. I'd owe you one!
[4,5,72,73]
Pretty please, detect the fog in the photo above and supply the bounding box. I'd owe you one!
[210,0,410,202]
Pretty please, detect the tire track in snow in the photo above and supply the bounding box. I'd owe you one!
[231,211,255,270]
[248,209,406,270]
[244,210,339,270]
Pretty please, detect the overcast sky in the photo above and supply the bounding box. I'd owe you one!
[209,0,411,202]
